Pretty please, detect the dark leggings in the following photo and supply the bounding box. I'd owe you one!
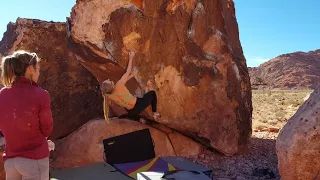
[126,91,157,121]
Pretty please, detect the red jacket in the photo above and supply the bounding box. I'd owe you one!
[0,77,53,160]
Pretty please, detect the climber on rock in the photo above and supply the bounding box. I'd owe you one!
[101,51,160,124]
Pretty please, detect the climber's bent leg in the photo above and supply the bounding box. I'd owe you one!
[127,91,159,121]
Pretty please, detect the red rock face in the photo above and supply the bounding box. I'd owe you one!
[249,49,320,90]
[0,18,104,139]
[276,87,320,179]
[68,0,252,155]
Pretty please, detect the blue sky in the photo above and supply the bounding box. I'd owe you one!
[0,1,75,38]
[234,0,320,66]
[1,1,319,67]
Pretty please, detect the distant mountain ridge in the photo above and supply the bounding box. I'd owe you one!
[249,49,320,89]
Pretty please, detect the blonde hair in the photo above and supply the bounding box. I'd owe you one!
[103,94,110,124]
[101,80,114,124]
[1,50,40,87]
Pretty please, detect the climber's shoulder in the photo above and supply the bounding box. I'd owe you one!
[114,82,127,91]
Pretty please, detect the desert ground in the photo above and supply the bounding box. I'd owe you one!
[252,90,311,131]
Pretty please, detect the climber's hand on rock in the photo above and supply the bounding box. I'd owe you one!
[129,51,135,59]
[132,68,138,76]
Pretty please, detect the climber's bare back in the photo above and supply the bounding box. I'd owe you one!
[108,82,137,110]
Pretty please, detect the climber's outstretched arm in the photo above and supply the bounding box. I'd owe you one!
[118,52,135,84]
[127,68,138,80]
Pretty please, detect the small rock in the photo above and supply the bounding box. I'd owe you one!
[252,168,275,178]
[236,176,247,180]
[244,168,252,174]
[248,162,254,167]
[263,160,268,164]
[199,154,205,159]
[205,155,211,160]
[268,127,280,133]
[202,160,209,164]
[211,170,220,176]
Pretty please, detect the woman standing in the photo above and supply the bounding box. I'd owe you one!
[0,50,53,180]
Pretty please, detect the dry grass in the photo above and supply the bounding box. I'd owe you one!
[252,89,312,131]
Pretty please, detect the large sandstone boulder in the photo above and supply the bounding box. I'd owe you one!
[276,87,320,180]
[51,119,204,169]
[0,18,103,139]
[68,0,252,155]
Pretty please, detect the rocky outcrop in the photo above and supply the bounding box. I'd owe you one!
[51,119,204,169]
[68,0,252,155]
[276,87,320,180]
[0,18,104,139]
[249,49,320,90]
